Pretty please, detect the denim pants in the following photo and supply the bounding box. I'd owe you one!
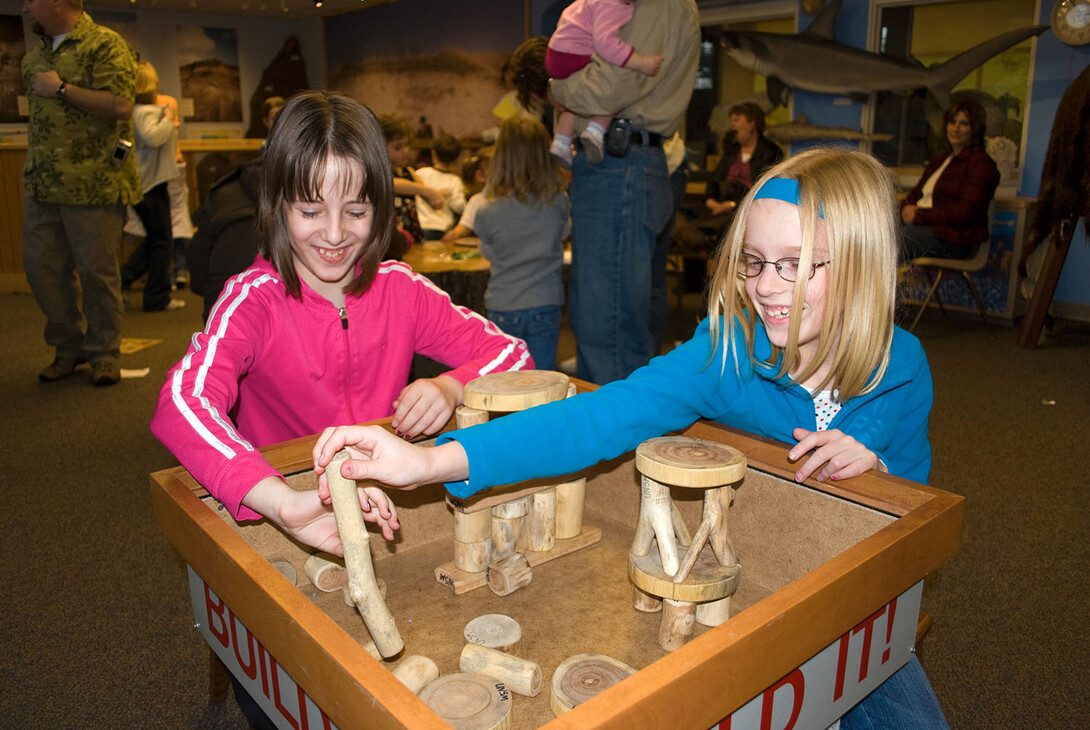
[121,182,175,310]
[569,143,673,384]
[488,305,562,372]
[841,656,949,729]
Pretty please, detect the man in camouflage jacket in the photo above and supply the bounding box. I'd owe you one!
[22,0,140,386]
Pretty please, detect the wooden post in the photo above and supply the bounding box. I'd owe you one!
[660,598,696,651]
[326,451,403,658]
[554,477,586,539]
[487,553,533,596]
[526,487,556,552]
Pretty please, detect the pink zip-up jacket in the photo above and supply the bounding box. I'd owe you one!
[151,256,532,520]
[550,0,636,68]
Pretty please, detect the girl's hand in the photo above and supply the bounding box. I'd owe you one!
[313,425,471,493]
[391,375,462,439]
[901,204,918,225]
[789,428,880,483]
[243,476,400,556]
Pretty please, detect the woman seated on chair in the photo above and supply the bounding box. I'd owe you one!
[900,99,1000,261]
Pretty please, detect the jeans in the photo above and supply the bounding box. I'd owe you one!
[120,182,174,310]
[650,161,690,354]
[901,224,975,262]
[488,305,562,372]
[569,141,673,384]
[841,656,950,729]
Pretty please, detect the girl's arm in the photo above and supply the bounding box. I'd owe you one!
[135,104,177,149]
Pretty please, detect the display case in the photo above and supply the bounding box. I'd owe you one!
[150,382,963,730]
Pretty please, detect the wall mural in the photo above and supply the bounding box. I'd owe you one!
[324,0,524,139]
[178,25,242,123]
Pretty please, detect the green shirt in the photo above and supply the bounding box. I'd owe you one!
[22,13,141,206]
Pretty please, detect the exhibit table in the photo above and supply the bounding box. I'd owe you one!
[150,378,963,730]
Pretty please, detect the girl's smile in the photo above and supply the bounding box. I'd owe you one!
[742,198,832,386]
[286,156,374,306]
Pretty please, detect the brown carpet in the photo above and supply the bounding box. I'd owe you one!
[0,286,1087,728]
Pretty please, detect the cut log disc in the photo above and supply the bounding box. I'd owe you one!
[635,436,747,488]
[419,673,511,730]
[550,653,636,716]
[464,370,570,412]
[629,545,739,603]
[464,614,523,655]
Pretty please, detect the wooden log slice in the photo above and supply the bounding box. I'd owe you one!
[454,509,493,542]
[695,596,732,627]
[635,436,747,488]
[464,614,522,656]
[491,496,530,519]
[526,488,556,552]
[629,544,739,603]
[455,538,492,573]
[550,653,636,716]
[455,405,490,429]
[419,673,512,730]
[463,370,570,412]
[269,558,298,585]
[490,516,522,562]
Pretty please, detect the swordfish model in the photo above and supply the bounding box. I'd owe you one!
[721,0,1048,111]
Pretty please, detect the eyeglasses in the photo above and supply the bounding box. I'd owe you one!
[738,254,830,282]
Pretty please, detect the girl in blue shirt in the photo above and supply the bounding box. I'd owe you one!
[311,147,946,729]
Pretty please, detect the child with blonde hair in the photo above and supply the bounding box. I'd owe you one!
[473,116,570,370]
[312,147,947,730]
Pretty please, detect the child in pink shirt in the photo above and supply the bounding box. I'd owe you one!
[546,0,664,166]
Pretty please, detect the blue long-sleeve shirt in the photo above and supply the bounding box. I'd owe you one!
[438,317,932,496]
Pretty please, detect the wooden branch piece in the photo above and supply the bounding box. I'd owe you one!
[464,614,522,655]
[550,653,636,716]
[304,554,348,592]
[659,598,696,651]
[696,596,731,627]
[455,538,491,573]
[632,584,663,613]
[268,558,297,585]
[342,578,385,607]
[392,655,440,695]
[631,475,680,576]
[459,643,542,697]
[526,487,556,552]
[490,516,522,562]
[455,405,490,429]
[554,477,586,539]
[326,451,403,658]
[487,553,533,596]
[453,509,492,542]
[463,370,570,412]
[419,673,512,730]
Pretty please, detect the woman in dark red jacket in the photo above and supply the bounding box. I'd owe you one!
[900,99,1000,260]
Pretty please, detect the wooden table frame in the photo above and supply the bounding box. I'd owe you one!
[150,383,963,730]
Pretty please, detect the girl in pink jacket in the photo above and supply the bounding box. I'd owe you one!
[546,0,664,166]
[151,91,532,555]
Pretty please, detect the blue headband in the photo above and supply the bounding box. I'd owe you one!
[753,177,824,218]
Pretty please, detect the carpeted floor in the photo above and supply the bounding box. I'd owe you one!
[0,284,1087,728]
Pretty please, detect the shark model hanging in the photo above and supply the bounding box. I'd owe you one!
[720,0,1048,111]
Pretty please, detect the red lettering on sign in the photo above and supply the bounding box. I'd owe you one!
[833,632,851,702]
[204,584,229,648]
[229,609,259,681]
[852,607,884,683]
[761,669,804,730]
[882,598,897,663]
[271,654,303,729]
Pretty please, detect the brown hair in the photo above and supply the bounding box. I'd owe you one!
[508,37,549,109]
[257,91,394,299]
[728,101,767,136]
[943,99,988,151]
[486,116,566,204]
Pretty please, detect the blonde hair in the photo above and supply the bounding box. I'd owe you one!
[135,61,160,104]
[486,116,566,204]
[706,147,898,401]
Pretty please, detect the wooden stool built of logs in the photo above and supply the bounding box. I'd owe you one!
[550,653,636,716]
[326,450,403,658]
[437,371,600,595]
[628,436,746,651]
